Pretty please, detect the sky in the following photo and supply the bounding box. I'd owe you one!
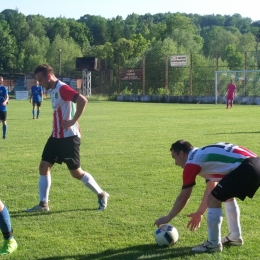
[1,0,259,22]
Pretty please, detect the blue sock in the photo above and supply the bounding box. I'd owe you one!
[37,110,40,118]
[3,125,7,137]
[32,110,35,118]
[0,206,13,240]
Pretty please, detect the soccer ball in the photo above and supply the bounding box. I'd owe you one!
[154,224,179,246]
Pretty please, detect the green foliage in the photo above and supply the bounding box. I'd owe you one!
[90,42,114,60]
[130,33,150,57]
[156,87,167,95]
[47,34,82,76]
[224,44,244,70]
[86,94,116,101]
[26,15,48,38]
[0,8,259,91]
[0,20,17,71]
[108,16,125,42]
[67,19,91,52]
[113,38,135,64]
[78,14,109,45]
[121,86,133,95]
[22,34,49,73]
[165,13,198,36]
[202,26,239,57]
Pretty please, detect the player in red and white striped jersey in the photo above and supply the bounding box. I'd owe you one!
[154,140,260,253]
[24,64,109,213]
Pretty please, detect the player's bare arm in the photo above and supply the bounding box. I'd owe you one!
[154,187,192,227]
[61,94,88,129]
[2,95,9,106]
[187,181,217,231]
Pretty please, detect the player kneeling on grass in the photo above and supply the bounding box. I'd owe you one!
[154,140,260,253]
[24,64,109,213]
[0,201,17,255]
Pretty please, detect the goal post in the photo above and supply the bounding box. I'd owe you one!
[214,70,260,104]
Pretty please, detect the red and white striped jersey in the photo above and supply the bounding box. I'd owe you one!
[50,81,81,138]
[182,142,258,189]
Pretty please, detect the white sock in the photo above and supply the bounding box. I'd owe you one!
[80,172,103,195]
[207,208,223,245]
[39,175,51,203]
[225,199,242,239]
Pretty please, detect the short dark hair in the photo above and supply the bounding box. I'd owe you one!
[34,64,54,76]
[170,140,193,154]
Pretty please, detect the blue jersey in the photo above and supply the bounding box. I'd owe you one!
[31,86,43,102]
[0,85,8,111]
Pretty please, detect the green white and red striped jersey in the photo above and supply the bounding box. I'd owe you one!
[182,142,258,189]
[50,81,80,138]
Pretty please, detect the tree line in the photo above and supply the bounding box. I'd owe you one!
[0,9,260,94]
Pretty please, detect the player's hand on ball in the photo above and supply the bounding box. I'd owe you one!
[186,212,203,231]
[154,216,170,227]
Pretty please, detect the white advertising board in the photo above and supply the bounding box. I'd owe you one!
[15,91,29,100]
[170,55,187,67]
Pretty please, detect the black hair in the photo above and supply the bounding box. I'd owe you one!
[34,64,54,76]
[170,140,193,154]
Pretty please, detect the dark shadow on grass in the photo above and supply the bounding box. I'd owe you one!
[37,244,195,260]
[206,131,260,135]
[8,208,99,218]
[181,108,215,110]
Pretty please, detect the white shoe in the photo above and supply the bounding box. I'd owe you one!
[192,240,223,253]
[24,204,50,212]
[221,235,244,246]
[97,192,109,210]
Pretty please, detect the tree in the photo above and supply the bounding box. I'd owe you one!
[165,13,197,36]
[21,33,49,73]
[1,10,29,44]
[46,35,82,76]
[148,22,167,41]
[192,54,228,95]
[78,15,109,45]
[90,42,114,60]
[224,14,251,33]
[124,13,139,39]
[108,16,125,42]
[130,34,150,57]
[67,19,91,53]
[199,14,225,28]
[113,38,135,64]
[237,33,256,51]
[170,29,203,54]
[46,18,70,42]
[26,15,48,38]
[223,44,244,70]
[0,20,17,72]
[202,26,238,57]
[144,38,179,94]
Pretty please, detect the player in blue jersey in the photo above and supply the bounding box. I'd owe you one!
[30,80,43,119]
[0,201,17,255]
[0,77,9,139]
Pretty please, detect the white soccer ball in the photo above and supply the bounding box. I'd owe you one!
[154,224,179,246]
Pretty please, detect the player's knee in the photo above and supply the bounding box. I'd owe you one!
[207,193,221,207]
[39,161,51,175]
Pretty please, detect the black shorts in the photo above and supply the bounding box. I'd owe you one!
[33,101,41,107]
[212,158,260,201]
[42,136,81,170]
[0,111,7,121]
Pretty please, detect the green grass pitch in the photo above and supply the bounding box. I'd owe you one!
[1,100,260,259]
